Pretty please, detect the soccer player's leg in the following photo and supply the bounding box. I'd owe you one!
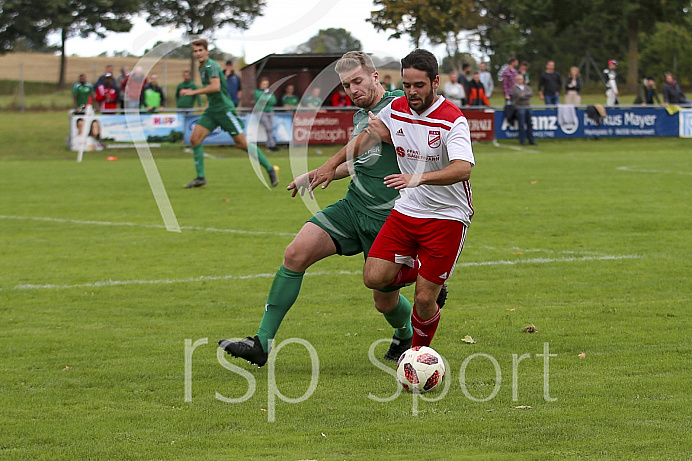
[411,220,468,347]
[219,200,361,366]
[374,289,414,361]
[359,210,414,361]
[183,115,214,188]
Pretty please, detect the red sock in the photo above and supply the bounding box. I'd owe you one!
[388,260,419,287]
[411,305,440,347]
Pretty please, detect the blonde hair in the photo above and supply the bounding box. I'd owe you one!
[570,66,580,77]
[335,51,376,74]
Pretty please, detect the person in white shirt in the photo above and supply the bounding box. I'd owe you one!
[443,71,466,108]
[479,62,494,98]
[311,49,475,348]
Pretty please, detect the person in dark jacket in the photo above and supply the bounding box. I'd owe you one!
[467,72,490,106]
[662,72,690,105]
[633,77,661,105]
[538,60,562,105]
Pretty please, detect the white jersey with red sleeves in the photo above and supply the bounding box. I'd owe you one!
[377,95,475,225]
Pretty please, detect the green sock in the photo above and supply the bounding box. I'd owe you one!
[192,145,205,178]
[383,294,413,341]
[246,142,273,172]
[256,265,305,351]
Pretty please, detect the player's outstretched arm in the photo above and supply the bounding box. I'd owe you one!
[384,160,472,190]
[180,77,221,96]
[288,163,351,198]
[309,129,380,191]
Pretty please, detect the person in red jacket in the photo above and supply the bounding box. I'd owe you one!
[329,88,353,107]
[95,74,120,113]
[467,71,490,106]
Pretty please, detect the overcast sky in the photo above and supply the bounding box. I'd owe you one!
[59,0,456,63]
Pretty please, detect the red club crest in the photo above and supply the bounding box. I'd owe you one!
[428,130,441,148]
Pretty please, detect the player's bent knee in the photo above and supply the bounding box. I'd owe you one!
[283,243,313,272]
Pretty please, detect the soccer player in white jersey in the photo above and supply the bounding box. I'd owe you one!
[311,49,474,347]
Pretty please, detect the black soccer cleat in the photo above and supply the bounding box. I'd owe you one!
[383,334,413,362]
[268,165,280,187]
[436,283,448,309]
[218,335,268,367]
[183,177,207,188]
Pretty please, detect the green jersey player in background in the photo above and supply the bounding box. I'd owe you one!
[219,51,446,366]
[179,39,279,188]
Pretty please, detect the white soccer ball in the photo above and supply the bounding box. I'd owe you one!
[396,346,445,393]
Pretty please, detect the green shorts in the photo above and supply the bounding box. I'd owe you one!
[196,109,244,137]
[308,199,386,258]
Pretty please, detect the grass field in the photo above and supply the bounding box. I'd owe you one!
[1,112,691,460]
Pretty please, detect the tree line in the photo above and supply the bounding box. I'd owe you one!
[1,0,690,91]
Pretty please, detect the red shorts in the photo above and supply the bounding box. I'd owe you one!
[368,209,468,285]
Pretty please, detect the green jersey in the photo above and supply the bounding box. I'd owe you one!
[176,80,202,108]
[345,90,405,219]
[282,94,300,107]
[254,89,277,112]
[199,58,236,112]
[72,82,94,107]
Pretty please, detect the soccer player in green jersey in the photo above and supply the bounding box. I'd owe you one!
[179,39,279,188]
[219,51,446,366]
[175,70,202,110]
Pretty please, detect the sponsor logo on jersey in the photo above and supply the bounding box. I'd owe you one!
[428,130,441,148]
[396,146,406,157]
[396,128,405,136]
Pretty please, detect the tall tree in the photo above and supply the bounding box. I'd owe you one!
[296,28,362,54]
[593,0,691,92]
[145,0,266,71]
[368,0,479,49]
[0,0,141,88]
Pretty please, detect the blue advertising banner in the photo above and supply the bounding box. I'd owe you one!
[183,112,293,145]
[495,107,679,140]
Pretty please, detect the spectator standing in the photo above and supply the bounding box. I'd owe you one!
[457,63,471,104]
[512,74,536,146]
[224,60,242,107]
[254,77,280,152]
[564,66,582,105]
[95,74,119,113]
[468,71,490,106]
[502,57,519,104]
[302,87,323,108]
[141,74,166,112]
[176,70,202,110]
[538,60,562,105]
[116,67,129,89]
[381,74,395,91]
[604,60,619,106]
[281,84,300,108]
[72,73,94,114]
[116,66,129,111]
[479,61,494,97]
[94,64,114,88]
[662,72,690,105]
[330,88,353,107]
[121,66,147,111]
[519,61,531,85]
[443,71,465,108]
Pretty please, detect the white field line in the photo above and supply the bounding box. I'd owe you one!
[0,215,297,237]
[616,166,692,176]
[12,254,642,291]
[488,140,541,154]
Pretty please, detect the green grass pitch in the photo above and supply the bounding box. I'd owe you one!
[0,112,690,460]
